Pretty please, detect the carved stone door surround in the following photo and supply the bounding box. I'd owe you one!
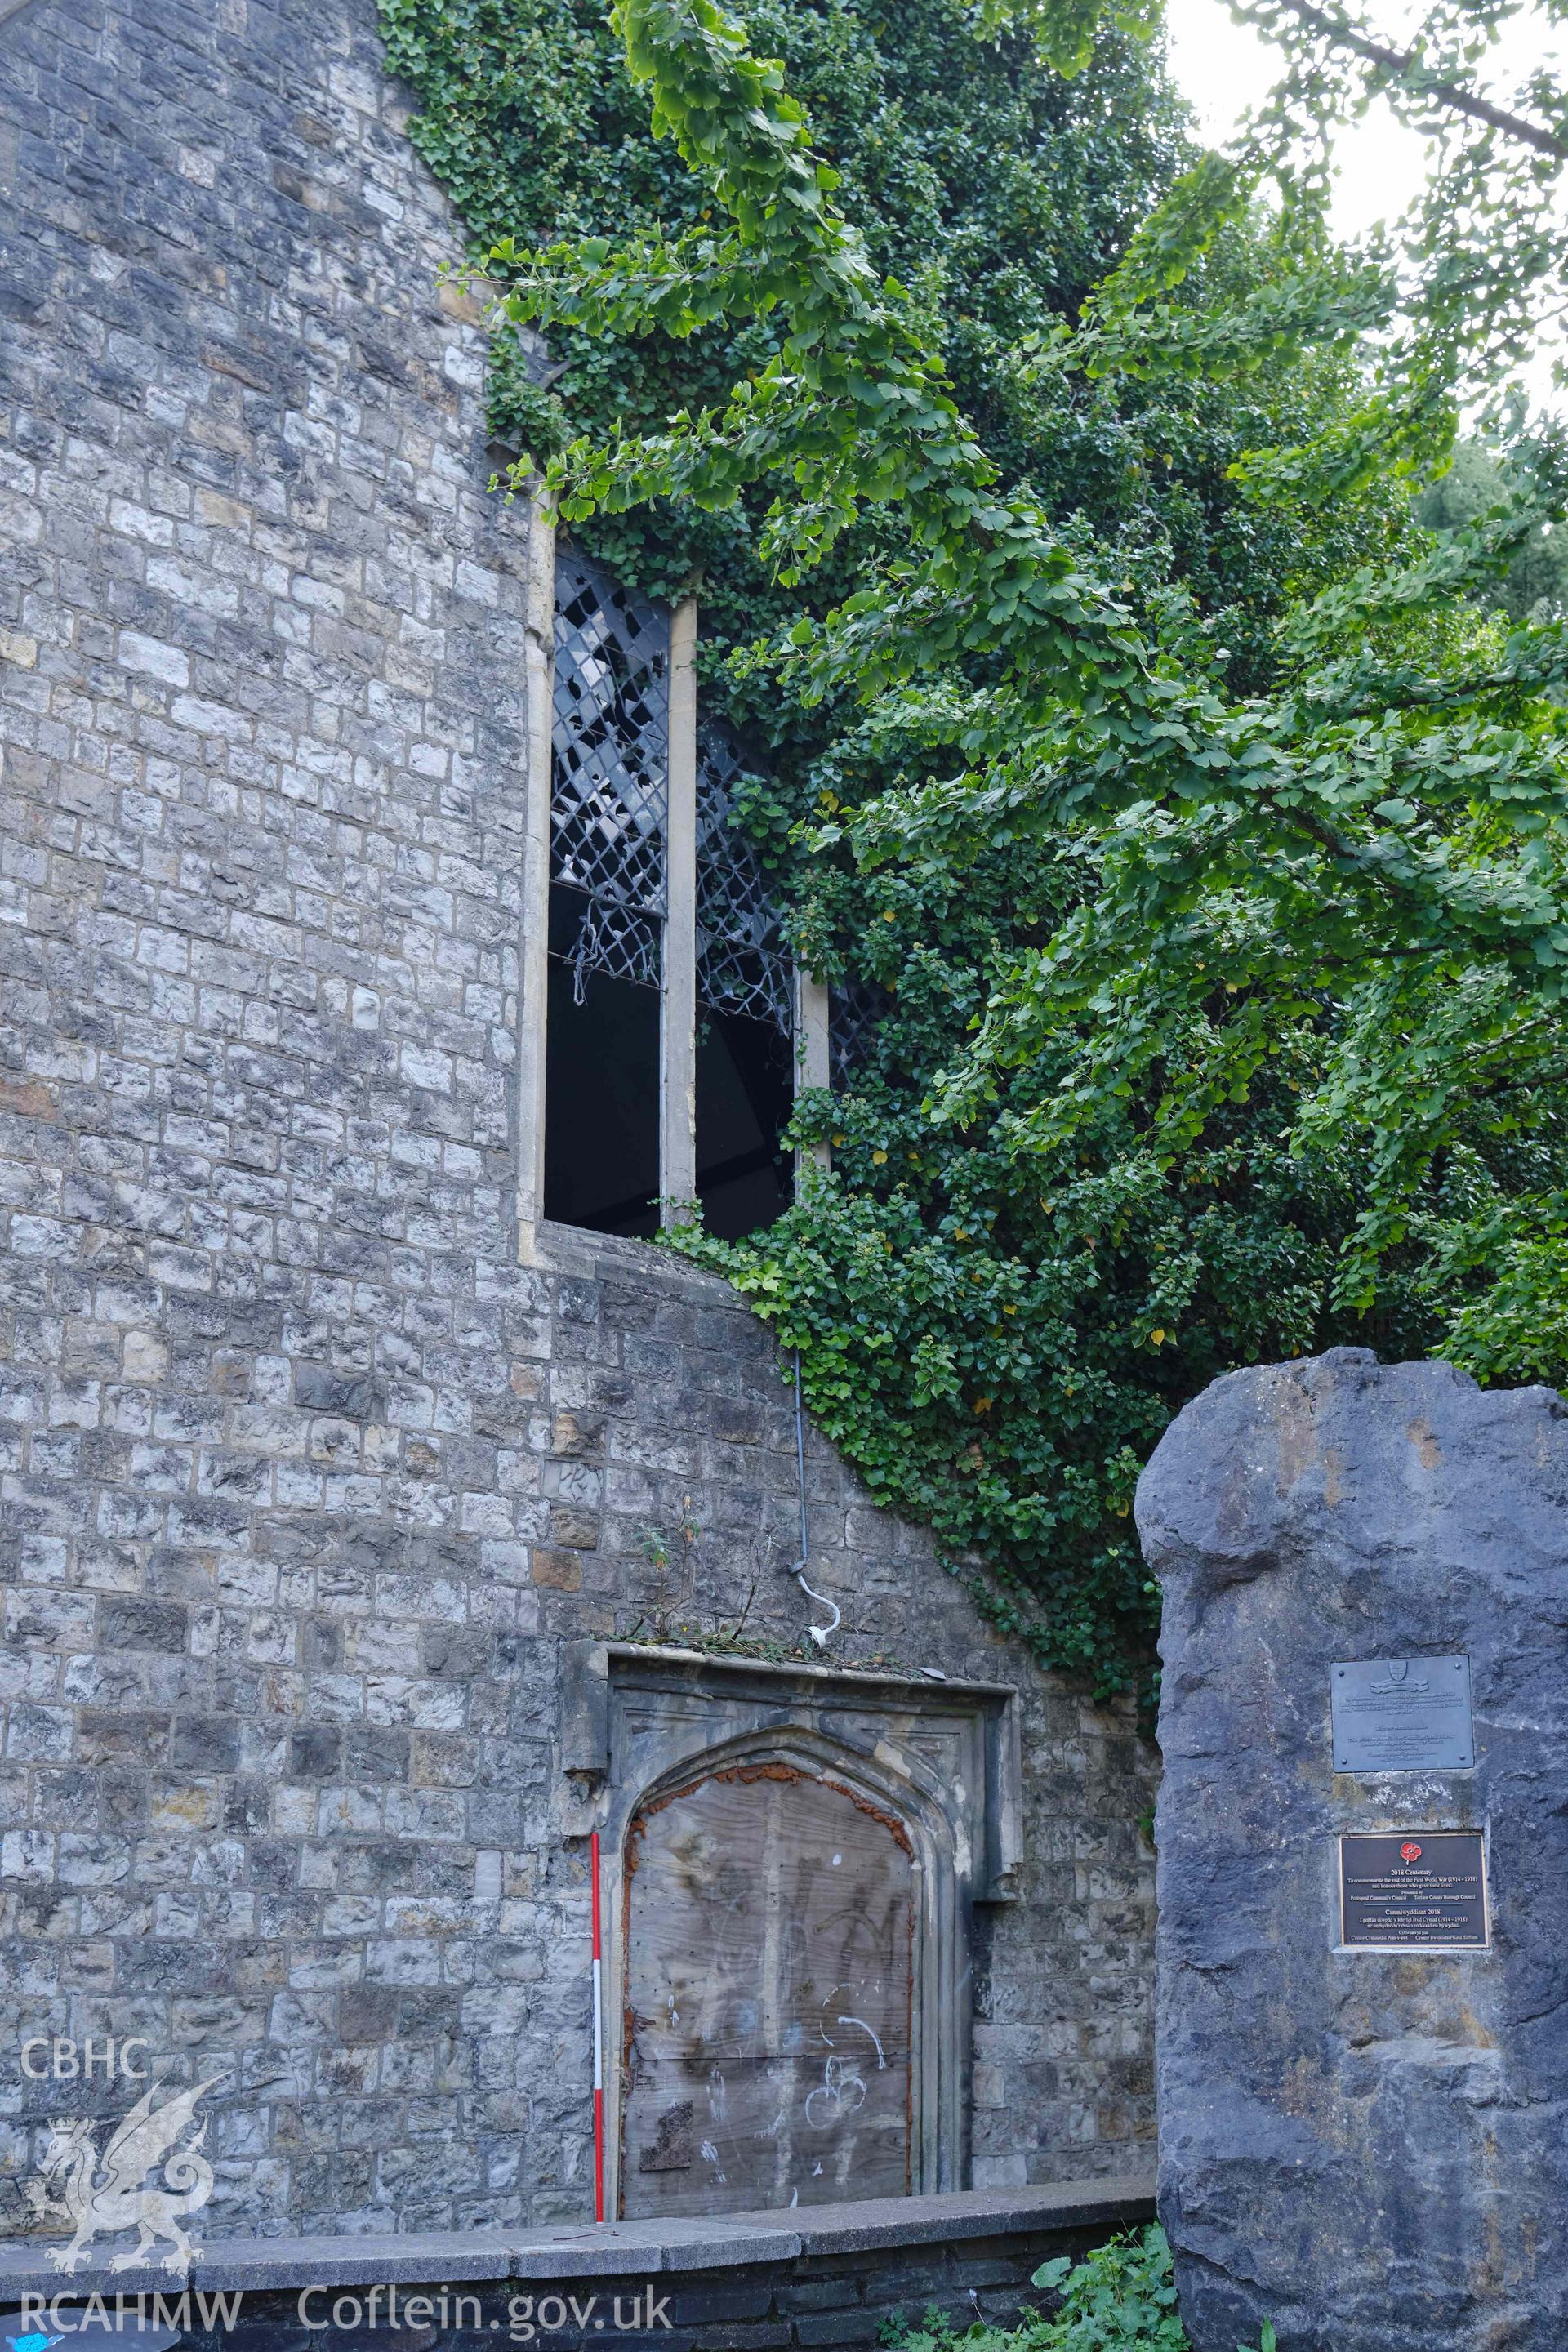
[562,1642,1022,2217]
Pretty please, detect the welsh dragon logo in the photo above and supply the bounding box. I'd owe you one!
[25,2076,222,2274]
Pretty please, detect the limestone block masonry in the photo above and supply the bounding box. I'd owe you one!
[0,0,1156,2243]
[1140,1348,1568,2352]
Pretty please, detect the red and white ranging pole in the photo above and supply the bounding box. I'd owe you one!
[590,1829,605,2223]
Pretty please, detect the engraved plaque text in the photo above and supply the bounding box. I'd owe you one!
[1338,1829,1489,1950]
[1331,1655,1473,1772]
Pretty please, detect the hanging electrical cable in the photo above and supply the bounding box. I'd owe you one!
[590,1829,604,2221]
[791,1347,840,1650]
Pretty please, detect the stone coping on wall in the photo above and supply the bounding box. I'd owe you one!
[0,2179,1156,2300]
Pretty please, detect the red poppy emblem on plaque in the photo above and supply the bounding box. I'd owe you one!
[1400,1842,1423,1864]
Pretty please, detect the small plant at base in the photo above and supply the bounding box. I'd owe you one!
[883,2229,1276,2352]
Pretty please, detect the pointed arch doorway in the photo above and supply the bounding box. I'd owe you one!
[620,1760,914,2215]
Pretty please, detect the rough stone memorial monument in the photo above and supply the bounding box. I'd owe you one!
[1138,1348,1568,2351]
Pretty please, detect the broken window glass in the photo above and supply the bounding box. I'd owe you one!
[545,551,667,1233]
[543,551,798,1240]
[695,723,794,1238]
[830,973,890,1089]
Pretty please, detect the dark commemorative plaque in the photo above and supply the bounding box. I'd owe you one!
[1330,1654,1474,1771]
[1338,1829,1489,1950]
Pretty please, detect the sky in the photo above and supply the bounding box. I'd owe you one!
[1160,0,1566,409]
[1164,0,1431,241]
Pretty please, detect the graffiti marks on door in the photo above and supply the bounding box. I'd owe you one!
[620,1765,913,2215]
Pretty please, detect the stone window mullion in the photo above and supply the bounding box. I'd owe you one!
[517,488,557,1262]
[661,595,698,1222]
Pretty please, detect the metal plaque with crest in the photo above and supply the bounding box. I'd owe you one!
[1331,1655,1474,1772]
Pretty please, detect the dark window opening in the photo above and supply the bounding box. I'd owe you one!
[545,884,661,1238]
[550,555,669,996]
[697,1009,793,1242]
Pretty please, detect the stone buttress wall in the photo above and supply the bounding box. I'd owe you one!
[0,0,1156,2238]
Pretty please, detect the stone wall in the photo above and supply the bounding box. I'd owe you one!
[0,0,1156,2243]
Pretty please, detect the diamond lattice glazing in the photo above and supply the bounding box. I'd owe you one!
[695,723,792,1038]
[550,550,670,992]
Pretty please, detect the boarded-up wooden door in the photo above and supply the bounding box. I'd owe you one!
[620,1763,913,2215]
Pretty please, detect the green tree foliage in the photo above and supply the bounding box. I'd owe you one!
[381,0,1568,1697]
[1419,438,1568,622]
[383,0,1250,648]
[996,0,1568,485]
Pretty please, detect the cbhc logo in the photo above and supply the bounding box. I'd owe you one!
[20,2038,149,2080]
